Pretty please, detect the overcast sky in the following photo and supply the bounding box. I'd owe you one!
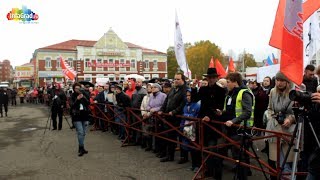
[0,0,280,67]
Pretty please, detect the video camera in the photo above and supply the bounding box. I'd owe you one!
[75,88,86,96]
[289,90,312,106]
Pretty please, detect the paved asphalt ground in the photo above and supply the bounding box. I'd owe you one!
[0,103,269,180]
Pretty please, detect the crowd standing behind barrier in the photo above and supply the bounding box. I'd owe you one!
[11,64,320,179]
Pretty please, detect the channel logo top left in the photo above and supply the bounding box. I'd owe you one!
[6,6,39,23]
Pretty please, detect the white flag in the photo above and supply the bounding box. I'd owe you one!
[303,11,320,67]
[174,11,191,78]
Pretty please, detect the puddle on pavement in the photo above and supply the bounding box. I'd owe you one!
[21,127,37,132]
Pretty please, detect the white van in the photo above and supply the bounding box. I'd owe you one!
[0,81,9,88]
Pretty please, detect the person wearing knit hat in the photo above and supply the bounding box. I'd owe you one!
[275,71,290,82]
[115,84,123,91]
[265,71,296,178]
[152,83,162,92]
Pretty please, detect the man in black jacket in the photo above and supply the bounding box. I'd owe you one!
[94,83,113,131]
[115,85,131,140]
[158,72,187,162]
[194,68,226,180]
[11,88,17,106]
[131,78,147,145]
[50,83,67,130]
[0,88,9,117]
[303,65,318,93]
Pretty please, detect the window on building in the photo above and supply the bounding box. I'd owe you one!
[152,74,159,78]
[84,58,91,71]
[55,77,63,82]
[144,74,150,80]
[109,59,114,70]
[108,74,115,81]
[97,58,103,71]
[131,59,135,68]
[145,60,149,69]
[68,58,73,67]
[45,57,51,68]
[56,57,61,68]
[120,59,125,71]
[153,60,157,69]
[85,58,90,67]
[84,74,92,82]
[120,74,125,81]
[96,74,104,79]
[45,77,52,83]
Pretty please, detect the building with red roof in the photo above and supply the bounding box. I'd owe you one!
[33,28,167,86]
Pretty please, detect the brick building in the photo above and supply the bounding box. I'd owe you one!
[0,60,12,82]
[33,28,167,86]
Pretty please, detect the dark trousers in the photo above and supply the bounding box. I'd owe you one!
[20,97,24,103]
[131,111,142,144]
[11,97,16,106]
[51,107,63,129]
[154,120,165,154]
[180,148,188,160]
[205,138,223,180]
[0,103,8,115]
[230,133,251,180]
[164,130,178,160]
[191,150,201,168]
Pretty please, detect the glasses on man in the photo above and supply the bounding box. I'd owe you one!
[174,79,181,80]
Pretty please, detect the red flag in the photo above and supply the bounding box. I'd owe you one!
[269,0,320,49]
[303,0,320,21]
[280,0,303,85]
[214,59,227,78]
[60,56,77,80]
[209,56,214,68]
[228,57,236,72]
[269,0,286,49]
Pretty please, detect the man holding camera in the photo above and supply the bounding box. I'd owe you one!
[303,65,318,93]
[50,83,67,130]
[306,92,320,180]
[294,88,320,180]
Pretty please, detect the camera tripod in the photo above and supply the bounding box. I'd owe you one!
[43,104,73,135]
[277,106,320,180]
[233,119,269,180]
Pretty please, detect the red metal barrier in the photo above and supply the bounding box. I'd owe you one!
[89,103,307,179]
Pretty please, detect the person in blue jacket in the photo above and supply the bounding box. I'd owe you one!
[179,88,201,172]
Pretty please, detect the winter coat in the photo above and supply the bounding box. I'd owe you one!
[160,84,187,115]
[264,88,295,162]
[180,101,201,150]
[0,90,9,104]
[132,87,147,109]
[115,91,131,110]
[303,76,318,93]
[146,91,167,116]
[70,92,90,121]
[50,89,67,110]
[125,80,136,99]
[193,83,226,140]
[94,90,113,112]
[141,94,151,117]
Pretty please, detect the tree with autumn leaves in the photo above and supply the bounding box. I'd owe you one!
[167,40,257,78]
[167,40,225,79]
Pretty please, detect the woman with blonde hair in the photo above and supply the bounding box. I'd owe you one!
[264,71,295,180]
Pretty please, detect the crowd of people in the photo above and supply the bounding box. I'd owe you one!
[1,64,320,179]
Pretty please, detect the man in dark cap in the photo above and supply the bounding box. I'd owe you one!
[193,67,227,179]
[162,82,172,95]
